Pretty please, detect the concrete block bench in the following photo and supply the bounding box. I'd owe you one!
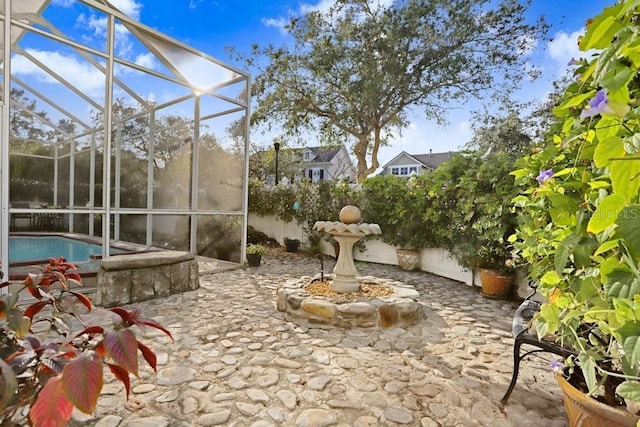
[95,251,199,307]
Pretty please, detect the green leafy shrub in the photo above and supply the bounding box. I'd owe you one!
[361,174,433,249]
[246,243,266,255]
[430,151,519,271]
[249,179,362,236]
[248,155,519,270]
[510,1,640,413]
[361,151,518,271]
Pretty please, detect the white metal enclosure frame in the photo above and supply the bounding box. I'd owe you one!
[0,0,251,280]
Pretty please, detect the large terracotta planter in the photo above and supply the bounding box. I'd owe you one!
[478,268,513,298]
[396,248,420,271]
[556,373,640,427]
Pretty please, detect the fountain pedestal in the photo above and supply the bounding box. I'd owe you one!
[313,210,381,294]
[331,232,364,293]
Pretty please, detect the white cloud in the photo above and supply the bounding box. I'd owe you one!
[261,17,289,35]
[76,13,134,58]
[113,52,156,77]
[52,0,75,7]
[12,49,106,97]
[300,0,336,14]
[547,29,594,76]
[135,52,156,70]
[264,0,394,33]
[107,0,142,20]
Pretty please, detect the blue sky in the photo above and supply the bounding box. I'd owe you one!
[47,0,615,170]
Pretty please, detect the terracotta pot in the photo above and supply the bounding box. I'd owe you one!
[478,268,513,298]
[556,373,640,427]
[396,248,420,271]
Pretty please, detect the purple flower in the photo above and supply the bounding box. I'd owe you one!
[580,89,614,119]
[550,359,564,373]
[536,169,554,184]
[567,57,576,66]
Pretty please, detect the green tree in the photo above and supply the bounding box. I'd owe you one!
[244,0,547,182]
[9,88,49,143]
[466,104,534,158]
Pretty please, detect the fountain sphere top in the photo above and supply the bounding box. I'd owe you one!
[339,205,361,224]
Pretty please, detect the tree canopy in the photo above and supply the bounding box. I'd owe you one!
[465,104,534,158]
[245,0,547,182]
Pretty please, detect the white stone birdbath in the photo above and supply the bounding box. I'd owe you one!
[313,206,381,293]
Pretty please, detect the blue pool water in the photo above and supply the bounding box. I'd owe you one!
[9,236,124,264]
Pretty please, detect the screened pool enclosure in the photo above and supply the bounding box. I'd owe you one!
[0,0,250,277]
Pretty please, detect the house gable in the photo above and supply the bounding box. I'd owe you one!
[379,151,424,176]
[379,150,459,177]
[296,145,356,183]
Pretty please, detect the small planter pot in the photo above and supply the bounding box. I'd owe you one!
[285,240,300,253]
[556,372,640,427]
[478,268,513,298]
[246,253,262,267]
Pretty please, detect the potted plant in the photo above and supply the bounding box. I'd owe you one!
[284,237,300,253]
[246,243,266,267]
[473,246,516,299]
[511,2,639,423]
[0,257,171,426]
[429,151,519,297]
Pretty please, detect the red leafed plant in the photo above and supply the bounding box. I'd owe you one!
[0,257,172,426]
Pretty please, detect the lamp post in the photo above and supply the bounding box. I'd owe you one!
[273,142,280,185]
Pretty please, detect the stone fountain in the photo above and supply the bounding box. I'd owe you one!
[313,205,381,293]
[275,205,422,329]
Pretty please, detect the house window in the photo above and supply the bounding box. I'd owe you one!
[304,151,311,160]
[391,166,414,176]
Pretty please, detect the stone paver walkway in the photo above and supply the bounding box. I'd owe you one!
[73,250,568,427]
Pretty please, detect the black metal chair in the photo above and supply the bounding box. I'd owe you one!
[501,286,577,403]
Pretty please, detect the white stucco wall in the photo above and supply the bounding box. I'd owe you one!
[248,214,529,298]
[248,214,305,245]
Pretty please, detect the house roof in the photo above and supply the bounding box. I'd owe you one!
[412,151,459,169]
[295,146,343,163]
[381,150,459,171]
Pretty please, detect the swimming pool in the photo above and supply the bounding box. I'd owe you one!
[9,235,125,265]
